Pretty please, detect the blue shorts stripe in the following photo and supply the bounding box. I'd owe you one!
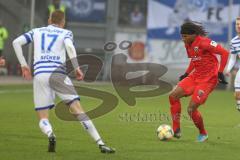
[34,71,66,76]
[66,97,80,106]
[35,104,55,111]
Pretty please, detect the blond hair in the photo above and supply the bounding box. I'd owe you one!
[50,10,65,24]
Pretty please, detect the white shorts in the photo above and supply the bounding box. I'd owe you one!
[235,70,240,92]
[33,74,79,111]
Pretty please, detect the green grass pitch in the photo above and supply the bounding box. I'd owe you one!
[0,84,240,160]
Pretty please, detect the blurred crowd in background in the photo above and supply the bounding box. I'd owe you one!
[0,0,147,76]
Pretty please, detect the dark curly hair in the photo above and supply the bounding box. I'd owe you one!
[180,21,208,36]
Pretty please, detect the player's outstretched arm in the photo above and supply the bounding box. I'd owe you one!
[64,37,84,80]
[12,36,32,80]
[200,40,229,73]
[12,36,28,67]
[216,46,229,73]
[225,54,237,76]
[201,40,229,84]
[215,45,229,84]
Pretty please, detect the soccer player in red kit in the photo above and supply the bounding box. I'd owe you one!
[169,21,229,142]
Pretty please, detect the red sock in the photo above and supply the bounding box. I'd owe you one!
[169,96,181,132]
[190,110,207,135]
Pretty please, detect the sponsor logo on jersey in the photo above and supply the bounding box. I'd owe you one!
[194,46,199,53]
[192,56,202,61]
[210,41,217,47]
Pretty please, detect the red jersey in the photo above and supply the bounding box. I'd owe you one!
[184,36,229,82]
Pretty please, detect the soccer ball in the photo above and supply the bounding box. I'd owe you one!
[156,124,174,141]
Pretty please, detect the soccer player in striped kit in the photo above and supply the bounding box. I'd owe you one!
[12,10,115,153]
[226,17,240,111]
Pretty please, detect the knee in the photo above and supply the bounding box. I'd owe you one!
[169,91,178,101]
[187,103,198,115]
[169,94,178,104]
[169,93,181,108]
[169,86,186,101]
[187,107,194,115]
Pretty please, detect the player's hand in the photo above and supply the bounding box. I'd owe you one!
[218,72,228,84]
[0,57,5,66]
[21,66,32,80]
[179,73,188,81]
[75,67,84,81]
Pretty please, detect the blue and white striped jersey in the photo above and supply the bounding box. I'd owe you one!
[226,35,240,72]
[23,25,73,76]
[230,35,240,55]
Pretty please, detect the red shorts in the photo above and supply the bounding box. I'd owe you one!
[178,75,218,104]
